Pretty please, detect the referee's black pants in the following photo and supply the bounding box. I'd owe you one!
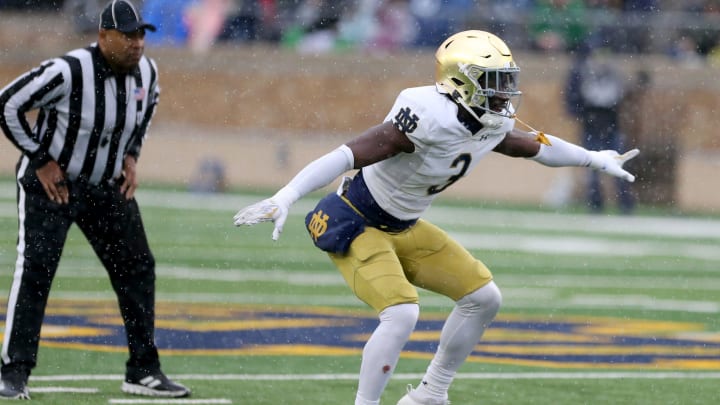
[1,157,161,381]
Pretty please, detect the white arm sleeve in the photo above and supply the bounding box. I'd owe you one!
[272,144,354,206]
[528,134,592,168]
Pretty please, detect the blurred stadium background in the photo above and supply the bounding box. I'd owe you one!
[0,0,719,213]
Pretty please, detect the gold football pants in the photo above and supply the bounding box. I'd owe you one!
[329,219,493,313]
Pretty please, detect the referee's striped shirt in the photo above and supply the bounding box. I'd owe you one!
[0,43,159,185]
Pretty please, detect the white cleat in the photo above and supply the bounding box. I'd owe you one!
[397,385,449,405]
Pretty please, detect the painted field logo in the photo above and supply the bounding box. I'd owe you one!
[3,300,719,370]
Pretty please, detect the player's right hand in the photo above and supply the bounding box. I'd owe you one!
[233,198,289,241]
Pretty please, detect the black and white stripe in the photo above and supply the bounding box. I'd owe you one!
[0,44,159,185]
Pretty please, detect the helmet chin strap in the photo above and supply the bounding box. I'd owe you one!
[437,83,505,131]
[450,90,504,130]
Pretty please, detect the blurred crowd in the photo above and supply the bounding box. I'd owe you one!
[2,0,719,64]
[57,0,476,54]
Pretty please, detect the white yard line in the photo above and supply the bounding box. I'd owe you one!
[31,372,720,382]
[30,386,99,393]
[426,207,720,239]
[569,294,720,313]
[108,400,231,404]
[497,274,720,290]
[451,232,720,261]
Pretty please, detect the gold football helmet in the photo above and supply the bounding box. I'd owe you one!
[436,30,521,119]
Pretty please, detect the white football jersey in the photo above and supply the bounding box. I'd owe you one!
[363,85,515,220]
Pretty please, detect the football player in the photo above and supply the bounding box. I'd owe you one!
[234,30,638,405]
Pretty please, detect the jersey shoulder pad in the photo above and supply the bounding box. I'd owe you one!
[384,86,463,144]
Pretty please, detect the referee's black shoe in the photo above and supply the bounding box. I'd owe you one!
[121,371,190,398]
[0,372,30,400]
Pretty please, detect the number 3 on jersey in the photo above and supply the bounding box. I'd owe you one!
[427,153,471,195]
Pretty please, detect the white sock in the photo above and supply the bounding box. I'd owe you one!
[354,396,380,405]
[355,303,419,405]
[414,281,502,400]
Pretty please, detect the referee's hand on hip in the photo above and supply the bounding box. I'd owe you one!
[120,155,138,200]
[36,160,69,204]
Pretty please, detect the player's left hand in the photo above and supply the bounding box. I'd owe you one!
[587,148,640,182]
[233,198,289,241]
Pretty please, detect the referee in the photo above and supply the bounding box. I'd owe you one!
[0,0,189,399]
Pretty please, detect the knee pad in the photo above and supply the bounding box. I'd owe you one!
[457,281,502,318]
[378,303,420,338]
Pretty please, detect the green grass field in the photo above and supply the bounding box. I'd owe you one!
[0,180,718,404]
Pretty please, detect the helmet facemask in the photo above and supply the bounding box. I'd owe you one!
[458,62,521,118]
